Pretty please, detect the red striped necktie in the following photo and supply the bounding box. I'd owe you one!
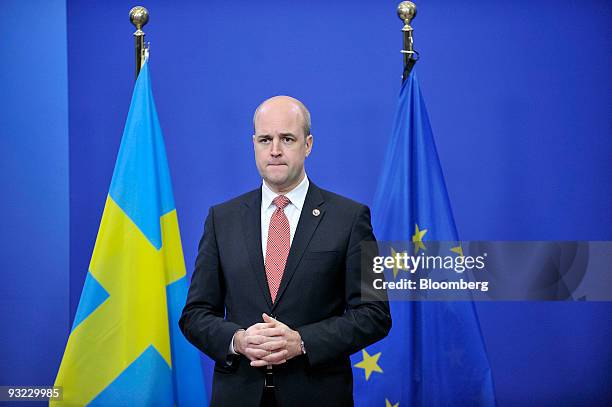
[265,195,291,303]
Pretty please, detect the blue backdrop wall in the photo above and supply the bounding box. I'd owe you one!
[0,0,70,389]
[2,0,611,405]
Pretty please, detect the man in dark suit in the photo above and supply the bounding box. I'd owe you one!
[179,96,391,407]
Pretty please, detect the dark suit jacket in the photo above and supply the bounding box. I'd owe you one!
[179,182,391,407]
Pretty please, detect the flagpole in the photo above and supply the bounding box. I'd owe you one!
[129,6,149,79]
[397,1,418,81]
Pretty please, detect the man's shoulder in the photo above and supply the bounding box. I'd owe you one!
[211,188,260,214]
[316,185,369,213]
[207,183,369,216]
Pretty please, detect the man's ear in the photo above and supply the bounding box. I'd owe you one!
[305,134,313,157]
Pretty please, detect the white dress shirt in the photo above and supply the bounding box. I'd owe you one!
[229,174,310,355]
[261,174,310,259]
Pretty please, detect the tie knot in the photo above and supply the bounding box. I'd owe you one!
[273,195,290,209]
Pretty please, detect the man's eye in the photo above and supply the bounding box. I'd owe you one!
[283,137,294,143]
[259,138,271,143]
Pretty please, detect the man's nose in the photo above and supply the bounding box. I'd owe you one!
[270,138,282,156]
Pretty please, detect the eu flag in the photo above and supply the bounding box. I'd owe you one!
[53,61,207,406]
[351,71,496,406]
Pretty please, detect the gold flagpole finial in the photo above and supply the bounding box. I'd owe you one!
[397,1,418,81]
[129,6,149,79]
[397,1,416,27]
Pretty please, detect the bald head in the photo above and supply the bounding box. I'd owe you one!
[252,95,314,193]
[253,96,311,139]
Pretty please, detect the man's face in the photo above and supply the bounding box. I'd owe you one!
[253,99,313,193]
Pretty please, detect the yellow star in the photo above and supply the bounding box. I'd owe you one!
[354,349,383,381]
[386,399,399,407]
[451,244,464,257]
[412,224,428,253]
[390,248,409,278]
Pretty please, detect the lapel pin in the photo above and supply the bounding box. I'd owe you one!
[312,208,321,217]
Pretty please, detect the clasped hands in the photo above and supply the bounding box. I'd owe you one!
[234,313,302,367]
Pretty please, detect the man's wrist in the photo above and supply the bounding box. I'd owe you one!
[293,330,305,357]
[231,329,245,355]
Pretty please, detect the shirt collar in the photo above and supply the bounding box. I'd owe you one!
[261,174,310,211]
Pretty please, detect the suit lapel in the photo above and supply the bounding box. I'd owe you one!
[242,188,273,311]
[272,182,326,311]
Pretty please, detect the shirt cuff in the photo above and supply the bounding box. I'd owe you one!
[229,329,244,355]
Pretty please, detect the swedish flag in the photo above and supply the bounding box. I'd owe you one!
[352,71,496,406]
[53,61,206,406]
